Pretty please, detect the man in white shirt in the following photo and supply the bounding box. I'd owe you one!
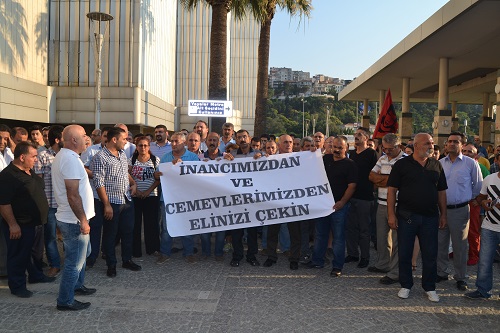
[52,125,96,311]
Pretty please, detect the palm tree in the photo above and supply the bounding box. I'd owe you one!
[250,0,312,137]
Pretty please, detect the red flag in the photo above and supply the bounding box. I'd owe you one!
[373,89,398,139]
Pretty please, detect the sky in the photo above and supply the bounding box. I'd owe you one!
[270,0,450,80]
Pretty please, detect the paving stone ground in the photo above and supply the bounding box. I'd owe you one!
[0,241,499,333]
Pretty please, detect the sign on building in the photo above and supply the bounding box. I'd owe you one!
[188,100,232,117]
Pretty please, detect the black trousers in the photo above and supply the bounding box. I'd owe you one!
[266,222,301,262]
[133,196,160,256]
[231,227,258,261]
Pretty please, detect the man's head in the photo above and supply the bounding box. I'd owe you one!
[332,136,348,160]
[381,133,401,159]
[170,132,187,154]
[100,126,112,146]
[313,132,325,149]
[432,145,441,159]
[127,131,133,143]
[42,126,50,146]
[324,136,335,154]
[206,132,220,154]
[236,129,251,150]
[354,127,370,148]
[251,137,261,151]
[260,134,270,147]
[300,136,314,151]
[195,120,209,140]
[106,127,127,151]
[115,123,129,133]
[462,143,478,160]
[367,139,376,149]
[446,131,465,157]
[413,133,434,159]
[495,145,500,157]
[154,125,168,143]
[62,125,87,154]
[0,124,11,153]
[13,127,28,144]
[14,141,38,171]
[91,129,102,144]
[474,136,481,146]
[29,125,44,146]
[48,125,64,150]
[293,138,301,152]
[265,141,277,155]
[187,132,201,153]
[222,123,234,139]
[278,134,293,154]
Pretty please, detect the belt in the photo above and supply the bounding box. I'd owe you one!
[446,202,468,209]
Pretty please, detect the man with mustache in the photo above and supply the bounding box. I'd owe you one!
[219,123,235,153]
[313,132,325,153]
[150,124,171,159]
[187,132,204,159]
[307,136,357,277]
[195,120,209,153]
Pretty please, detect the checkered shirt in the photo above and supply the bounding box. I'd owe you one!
[34,147,57,208]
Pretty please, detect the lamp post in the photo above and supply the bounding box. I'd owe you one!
[87,12,114,129]
[325,105,330,137]
[305,119,310,136]
[301,98,307,138]
[464,119,468,135]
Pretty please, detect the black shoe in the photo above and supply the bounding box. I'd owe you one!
[86,258,96,268]
[29,275,56,284]
[57,299,91,311]
[436,275,449,283]
[330,268,342,277]
[74,286,97,296]
[357,258,369,268]
[368,266,388,273]
[379,276,399,285]
[246,258,260,266]
[122,260,142,271]
[263,259,276,267]
[11,289,33,298]
[230,259,240,267]
[305,261,324,269]
[290,261,299,270]
[107,266,116,277]
[344,255,359,263]
[457,281,468,291]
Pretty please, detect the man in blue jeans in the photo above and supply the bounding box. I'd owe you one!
[306,136,358,277]
[465,158,500,299]
[52,125,96,311]
[387,133,448,303]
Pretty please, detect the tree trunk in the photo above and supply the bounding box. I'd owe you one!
[253,17,272,137]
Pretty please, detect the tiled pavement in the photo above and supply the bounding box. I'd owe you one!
[0,247,499,333]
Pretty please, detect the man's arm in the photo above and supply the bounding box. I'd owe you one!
[0,204,21,239]
[438,190,447,229]
[333,183,356,211]
[65,179,90,234]
[368,171,388,187]
[387,186,398,230]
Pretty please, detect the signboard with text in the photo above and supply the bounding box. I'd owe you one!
[188,100,232,117]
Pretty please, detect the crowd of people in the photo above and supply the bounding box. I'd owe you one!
[0,121,499,311]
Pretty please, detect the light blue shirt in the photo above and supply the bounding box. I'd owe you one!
[159,149,199,202]
[150,141,172,159]
[440,153,482,205]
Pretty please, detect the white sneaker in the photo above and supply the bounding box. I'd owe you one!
[398,288,411,299]
[426,290,440,302]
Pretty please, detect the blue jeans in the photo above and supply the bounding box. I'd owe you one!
[475,228,500,298]
[311,203,350,269]
[88,199,104,261]
[200,231,225,257]
[261,225,290,251]
[44,208,61,268]
[397,212,438,291]
[159,203,194,256]
[102,201,134,266]
[56,221,90,306]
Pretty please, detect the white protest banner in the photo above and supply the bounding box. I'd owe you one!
[158,150,334,237]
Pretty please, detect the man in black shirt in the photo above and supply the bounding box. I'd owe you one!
[345,127,378,268]
[307,136,358,277]
[387,133,447,302]
[0,141,54,298]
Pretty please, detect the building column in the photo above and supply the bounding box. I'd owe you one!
[451,101,458,131]
[479,92,492,148]
[495,70,500,147]
[378,89,385,119]
[433,58,452,147]
[362,98,370,129]
[400,77,413,142]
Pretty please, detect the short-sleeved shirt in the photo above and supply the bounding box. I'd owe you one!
[371,151,407,205]
[128,155,160,196]
[219,138,235,153]
[322,155,358,202]
[0,163,48,226]
[0,148,14,171]
[90,147,132,204]
[350,148,378,200]
[150,142,172,159]
[479,172,500,232]
[159,149,200,202]
[34,147,57,208]
[388,155,448,216]
[52,148,95,223]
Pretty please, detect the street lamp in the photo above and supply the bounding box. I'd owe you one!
[87,12,114,129]
[325,105,330,137]
[305,119,310,136]
[464,119,468,135]
[301,98,307,138]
